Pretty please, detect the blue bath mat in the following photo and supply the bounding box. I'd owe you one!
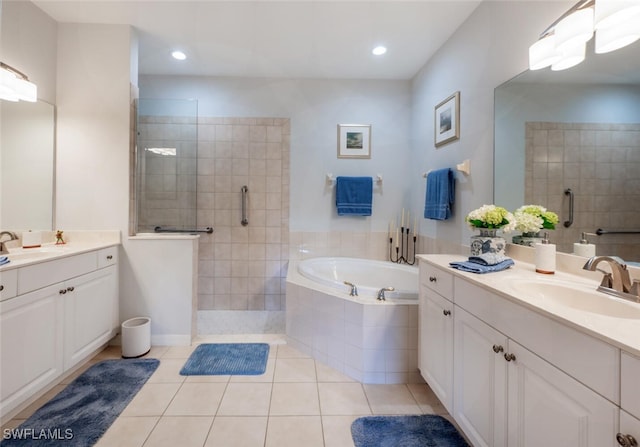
[0,358,159,446]
[180,343,270,375]
[351,415,469,447]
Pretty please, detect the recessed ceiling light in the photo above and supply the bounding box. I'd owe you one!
[172,51,187,60]
[372,46,387,56]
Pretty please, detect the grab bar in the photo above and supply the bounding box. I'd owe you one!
[154,226,213,234]
[241,185,249,226]
[595,229,640,235]
[563,188,573,228]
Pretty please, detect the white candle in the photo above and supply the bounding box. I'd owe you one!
[406,210,410,231]
[401,208,405,228]
[395,228,399,247]
[389,220,394,239]
[414,217,417,236]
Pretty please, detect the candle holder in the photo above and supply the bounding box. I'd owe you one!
[389,227,417,265]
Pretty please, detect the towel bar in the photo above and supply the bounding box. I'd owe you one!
[423,159,471,178]
[154,226,214,234]
[326,173,383,186]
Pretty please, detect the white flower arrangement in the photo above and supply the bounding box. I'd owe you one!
[465,204,516,232]
[513,205,559,234]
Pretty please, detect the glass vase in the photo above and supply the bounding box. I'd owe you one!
[470,228,506,256]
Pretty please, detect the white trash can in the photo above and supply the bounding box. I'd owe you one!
[121,317,151,358]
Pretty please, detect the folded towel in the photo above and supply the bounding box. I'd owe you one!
[468,253,510,266]
[0,256,10,266]
[449,258,514,274]
[424,168,455,220]
[336,176,373,216]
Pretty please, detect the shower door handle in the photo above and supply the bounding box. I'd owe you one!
[241,185,249,226]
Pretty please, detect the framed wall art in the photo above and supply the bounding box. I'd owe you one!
[337,124,371,159]
[434,91,460,147]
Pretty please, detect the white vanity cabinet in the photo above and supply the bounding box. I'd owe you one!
[418,263,454,412]
[0,245,119,420]
[453,306,508,447]
[418,258,620,447]
[0,283,64,417]
[620,352,640,445]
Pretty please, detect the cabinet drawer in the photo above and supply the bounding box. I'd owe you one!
[622,351,640,419]
[455,278,620,404]
[419,261,453,299]
[98,246,118,269]
[17,252,98,295]
[0,268,18,301]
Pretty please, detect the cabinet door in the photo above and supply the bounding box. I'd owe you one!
[419,286,454,412]
[63,266,117,369]
[0,283,64,418]
[618,410,640,447]
[454,306,508,447]
[507,340,618,447]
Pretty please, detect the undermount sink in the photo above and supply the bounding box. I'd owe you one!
[505,279,640,319]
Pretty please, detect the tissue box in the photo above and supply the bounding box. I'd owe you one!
[22,231,42,248]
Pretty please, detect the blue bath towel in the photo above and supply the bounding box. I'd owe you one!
[449,258,514,273]
[336,176,373,216]
[424,168,455,220]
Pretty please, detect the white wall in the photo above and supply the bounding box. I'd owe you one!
[140,76,412,232]
[409,1,573,249]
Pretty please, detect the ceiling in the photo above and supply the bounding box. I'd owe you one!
[32,0,482,80]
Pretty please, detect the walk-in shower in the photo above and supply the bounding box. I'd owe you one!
[134,98,290,333]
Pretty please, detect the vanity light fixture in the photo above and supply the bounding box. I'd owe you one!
[0,62,37,102]
[529,0,640,71]
[372,46,387,56]
[171,50,187,60]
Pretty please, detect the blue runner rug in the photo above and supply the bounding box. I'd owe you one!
[180,343,270,375]
[1,358,159,447]
[351,414,469,447]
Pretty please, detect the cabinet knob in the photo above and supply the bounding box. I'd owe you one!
[106,255,113,260]
[59,289,67,295]
[67,286,75,292]
[429,276,437,282]
[504,353,516,362]
[617,433,638,447]
[492,344,504,353]
[443,309,452,316]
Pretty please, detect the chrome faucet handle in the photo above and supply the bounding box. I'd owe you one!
[343,281,358,297]
[377,287,395,301]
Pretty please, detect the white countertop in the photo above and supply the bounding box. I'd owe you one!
[417,254,640,357]
[0,231,120,271]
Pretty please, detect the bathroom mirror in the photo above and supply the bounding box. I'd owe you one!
[494,41,640,260]
[1,100,55,231]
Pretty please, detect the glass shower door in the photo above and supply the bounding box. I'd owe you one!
[135,98,198,233]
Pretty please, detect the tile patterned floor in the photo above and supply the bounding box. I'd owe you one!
[3,335,451,447]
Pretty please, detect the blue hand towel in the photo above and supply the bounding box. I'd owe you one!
[336,176,373,216]
[449,258,514,274]
[0,256,9,266]
[424,168,455,220]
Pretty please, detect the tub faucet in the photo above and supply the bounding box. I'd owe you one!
[0,231,18,255]
[377,287,395,301]
[344,281,358,297]
[583,256,640,302]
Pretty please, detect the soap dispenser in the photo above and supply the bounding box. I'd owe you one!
[573,232,596,258]
[535,232,556,274]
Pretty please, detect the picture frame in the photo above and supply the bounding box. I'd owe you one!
[337,124,371,159]
[434,91,460,147]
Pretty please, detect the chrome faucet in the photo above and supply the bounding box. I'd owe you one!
[583,256,640,303]
[0,231,18,255]
[377,287,395,301]
[344,281,358,297]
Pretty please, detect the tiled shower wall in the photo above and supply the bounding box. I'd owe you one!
[525,122,640,260]
[138,116,290,311]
